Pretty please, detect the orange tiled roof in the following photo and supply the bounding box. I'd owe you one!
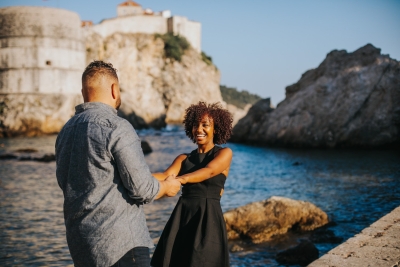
[118,0,141,7]
[81,21,93,27]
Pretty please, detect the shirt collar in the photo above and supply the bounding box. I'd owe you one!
[75,102,118,115]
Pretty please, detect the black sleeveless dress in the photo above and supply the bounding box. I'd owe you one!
[151,146,229,267]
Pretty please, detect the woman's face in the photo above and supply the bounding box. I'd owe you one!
[192,114,214,145]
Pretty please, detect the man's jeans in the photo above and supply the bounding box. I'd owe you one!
[111,247,150,267]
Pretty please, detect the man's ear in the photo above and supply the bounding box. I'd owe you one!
[111,83,117,100]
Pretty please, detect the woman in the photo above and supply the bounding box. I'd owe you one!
[151,102,233,267]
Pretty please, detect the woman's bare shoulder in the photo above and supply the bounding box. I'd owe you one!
[216,147,232,154]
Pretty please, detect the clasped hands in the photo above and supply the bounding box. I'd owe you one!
[163,174,188,197]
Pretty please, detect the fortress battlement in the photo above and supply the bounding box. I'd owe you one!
[87,0,201,53]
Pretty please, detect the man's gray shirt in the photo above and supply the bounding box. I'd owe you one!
[55,102,160,267]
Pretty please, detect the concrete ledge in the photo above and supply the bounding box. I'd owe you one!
[308,206,400,267]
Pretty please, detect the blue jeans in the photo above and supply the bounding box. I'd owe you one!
[111,247,150,267]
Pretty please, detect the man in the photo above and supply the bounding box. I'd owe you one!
[56,61,181,267]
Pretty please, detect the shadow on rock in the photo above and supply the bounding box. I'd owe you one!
[309,227,343,244]
[275,239,319,266]
[118,109,166,130]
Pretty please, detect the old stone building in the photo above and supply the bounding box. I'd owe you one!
[89,0,202,53]
[0,6,85,136]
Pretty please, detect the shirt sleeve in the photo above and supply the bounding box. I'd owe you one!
[110,120,160,203]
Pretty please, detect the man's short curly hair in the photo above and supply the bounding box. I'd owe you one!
[82,60,118,82]
[183,102,233,144]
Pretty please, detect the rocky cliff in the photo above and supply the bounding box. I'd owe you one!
[0,93,81,137]
[85,32,223,129]
[231,44,400,148]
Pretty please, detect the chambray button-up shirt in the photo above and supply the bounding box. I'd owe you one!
[56,102,160,267]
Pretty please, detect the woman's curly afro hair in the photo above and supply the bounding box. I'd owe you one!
[183,102,233,145]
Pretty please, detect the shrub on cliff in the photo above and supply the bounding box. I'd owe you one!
[155,33,190,62]
[201,51,213,65]
[220,85,262,109]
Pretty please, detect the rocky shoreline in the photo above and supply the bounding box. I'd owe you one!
[0,141,153,162]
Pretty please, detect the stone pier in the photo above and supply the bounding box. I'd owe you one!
[309,206,400,267]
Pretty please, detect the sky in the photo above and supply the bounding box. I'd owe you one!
[1,0,400,106]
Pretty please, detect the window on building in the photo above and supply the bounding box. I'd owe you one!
[46,60,52,66]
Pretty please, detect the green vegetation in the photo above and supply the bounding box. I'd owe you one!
[201,51,213,65]
[155,33,190,62]
[0,101,7,115]
[220,85,262,109]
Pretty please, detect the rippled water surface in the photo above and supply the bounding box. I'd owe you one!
[1,127,399,267]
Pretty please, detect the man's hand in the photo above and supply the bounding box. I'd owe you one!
[155,174,181,199]
[164,174,181,197]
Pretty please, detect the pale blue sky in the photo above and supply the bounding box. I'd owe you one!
[2,0,400,105]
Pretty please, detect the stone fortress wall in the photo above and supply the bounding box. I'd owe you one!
[0,6,85,94]
[168,16,201,54]
[0,6,84,137]
[89,0,202,53]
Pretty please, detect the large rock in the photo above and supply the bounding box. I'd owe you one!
[226,103,252,126]
[0,93,81,137]
[85,32,222,129]
[231,44,400,148]
[223,196,329,243]
[230,98,274,142]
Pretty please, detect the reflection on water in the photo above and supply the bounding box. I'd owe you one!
[0,127,399,266]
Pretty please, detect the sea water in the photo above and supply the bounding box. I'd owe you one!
[0,126,399,266]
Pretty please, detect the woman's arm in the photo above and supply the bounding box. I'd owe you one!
[152,154,187,181]
[177,148,232,184]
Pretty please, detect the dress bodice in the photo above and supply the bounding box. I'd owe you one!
[179,146,226,200]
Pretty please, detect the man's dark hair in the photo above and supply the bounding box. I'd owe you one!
[183,101,233,144]
[82,60,118,82]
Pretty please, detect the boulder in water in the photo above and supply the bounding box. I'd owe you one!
[223,196,329,243]
[141,140,152,154]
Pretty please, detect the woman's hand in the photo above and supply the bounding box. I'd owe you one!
[176,176,188,185]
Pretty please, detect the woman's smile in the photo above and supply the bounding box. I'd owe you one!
[196,133,206,140]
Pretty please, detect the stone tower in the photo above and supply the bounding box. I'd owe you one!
[0,6,85,94]
[0,6,85,137]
